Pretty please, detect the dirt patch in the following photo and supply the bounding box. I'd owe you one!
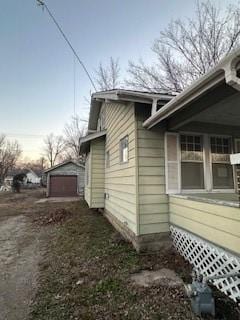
[0,214,46,320]
[131,268,183,288]
[34,208,72,226]
[0,189,53,320]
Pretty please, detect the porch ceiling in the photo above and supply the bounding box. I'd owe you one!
[167,82,239,130]
[192,92,240,126]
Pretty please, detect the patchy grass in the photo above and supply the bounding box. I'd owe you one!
[0,189,46,218]
[29,201,239,320]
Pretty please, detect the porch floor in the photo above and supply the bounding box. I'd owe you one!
[173,193,240,208]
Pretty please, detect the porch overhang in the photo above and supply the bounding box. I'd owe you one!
[79,130,106,154]
[143,48,240,130]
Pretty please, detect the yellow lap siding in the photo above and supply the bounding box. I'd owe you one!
[169,196,240,255]
[140,223,169,234]
[136,108,169,235]
[90,138,105,208]
[105,102,137,234]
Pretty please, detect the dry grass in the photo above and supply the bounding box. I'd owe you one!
[29,200,239,320]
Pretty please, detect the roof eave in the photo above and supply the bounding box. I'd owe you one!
[88,89,174,130]
[79,130,107,154]
[143,48,240,129]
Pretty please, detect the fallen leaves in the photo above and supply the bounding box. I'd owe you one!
[34,208,72,226]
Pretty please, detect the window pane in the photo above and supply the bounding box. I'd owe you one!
[180,135,203,161]
[120,136,128,163]
[212,164,234,189]
[210,136,231,156]
[181,162,204,189]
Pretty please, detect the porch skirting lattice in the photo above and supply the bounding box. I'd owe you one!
[170,225,240,302]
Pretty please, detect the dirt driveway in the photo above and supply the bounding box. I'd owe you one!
[0,190,48,320]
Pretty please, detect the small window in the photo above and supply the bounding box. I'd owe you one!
[120,136,128,163]
[106,151,110,168]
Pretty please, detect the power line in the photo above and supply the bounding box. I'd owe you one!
[36,0,97,91]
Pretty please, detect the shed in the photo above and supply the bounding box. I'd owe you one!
[45,161,85,197]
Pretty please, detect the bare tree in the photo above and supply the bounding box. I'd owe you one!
[95,57,121,91]
[43,134,65,167]
[64,115,86,160]
[127,0,240,92]
[0,135,21,184]
[18,156,47,173]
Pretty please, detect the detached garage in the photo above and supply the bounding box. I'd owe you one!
[45,161,85,197]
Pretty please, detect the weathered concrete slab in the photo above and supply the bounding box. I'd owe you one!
[36,197,81,204]
[131,268,183,288]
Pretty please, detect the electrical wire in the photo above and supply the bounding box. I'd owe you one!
[36,0,97,91]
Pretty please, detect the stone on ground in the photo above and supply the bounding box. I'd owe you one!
[131,268,183,288]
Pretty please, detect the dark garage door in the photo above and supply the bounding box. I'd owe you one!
[49,175,78,197]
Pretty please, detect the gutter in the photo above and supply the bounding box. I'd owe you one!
[143,48,240,129]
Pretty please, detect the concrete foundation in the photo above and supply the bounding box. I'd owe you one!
[103,209,171,252]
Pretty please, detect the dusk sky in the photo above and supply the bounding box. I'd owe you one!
[0,0,235,160]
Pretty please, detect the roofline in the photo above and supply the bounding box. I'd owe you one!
[80,130,106,145]
[88,89,175,131]
[79,130,106,154]
[143,48,240,129]
[92,89,175,101]
[44,160,84,173]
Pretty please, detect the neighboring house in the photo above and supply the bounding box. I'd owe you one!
[4,168,42,186]
[80,49,240,302]
[44,160,85,197]
[26,169,41,184]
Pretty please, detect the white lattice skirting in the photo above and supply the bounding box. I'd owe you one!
[170,225,240,303]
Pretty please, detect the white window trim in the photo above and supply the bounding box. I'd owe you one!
[119,135,129,164]
[178,132,235,194]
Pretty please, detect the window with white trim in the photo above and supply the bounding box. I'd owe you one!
[210,136,234,189]
[180,135,204,189]
[165,133,235,193]
[120,136,128,163]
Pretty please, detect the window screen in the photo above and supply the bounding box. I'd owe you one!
[210,136,233,189]
[180,135,204,189]
[120,136,128,163]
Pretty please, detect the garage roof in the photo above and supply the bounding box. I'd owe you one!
[44,160,84,173]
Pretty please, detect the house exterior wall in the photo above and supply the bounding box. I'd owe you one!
[136,107,169,236]
[169,195,240,255]
[46,163,85,197]
[85,102,171,250]
[90,137,105,208]
[104,102,138,234]
[84,153,91,206]
[26,172,41,184]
